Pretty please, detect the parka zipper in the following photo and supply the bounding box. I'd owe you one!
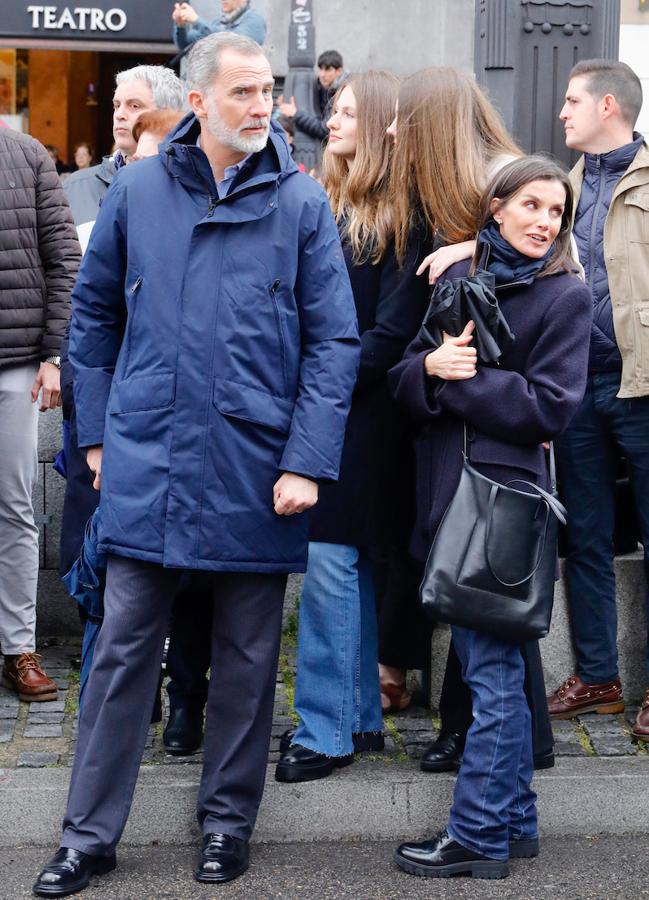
[125,276,143,373]
[269,279,288,391]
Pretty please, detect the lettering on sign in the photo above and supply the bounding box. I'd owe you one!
[291,8,311,24]
[26,5,128,32]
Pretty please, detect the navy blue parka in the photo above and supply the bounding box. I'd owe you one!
[69,117,359,573]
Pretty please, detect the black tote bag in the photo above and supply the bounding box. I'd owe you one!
[420,435,566,641]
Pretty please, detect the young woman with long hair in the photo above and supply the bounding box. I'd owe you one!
[382,70,556,781]
[274,70,430,783]
[390,155,591,876]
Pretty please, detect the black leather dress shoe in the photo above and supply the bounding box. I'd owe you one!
[33,847,116,897]
[533,748,555,770]
[275,743,354,782]
[279,728,384,755]
[163,705,204,756]
[395,829,509,879]
[195,833,249,884]
[420,731,464,773]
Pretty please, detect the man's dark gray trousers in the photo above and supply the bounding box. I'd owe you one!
[60,554,286,853]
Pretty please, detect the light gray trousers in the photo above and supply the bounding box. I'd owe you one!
[0,362,39,656]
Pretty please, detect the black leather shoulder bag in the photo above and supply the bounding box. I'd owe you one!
[420,427,566,641]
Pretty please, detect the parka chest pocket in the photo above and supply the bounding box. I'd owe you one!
[624,192,649,243]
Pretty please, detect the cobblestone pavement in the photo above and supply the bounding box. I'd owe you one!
[0,640,647,770]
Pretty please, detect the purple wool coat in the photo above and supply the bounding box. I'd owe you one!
[389,259,592,563]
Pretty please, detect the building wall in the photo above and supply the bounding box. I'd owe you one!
[193,0,475,76]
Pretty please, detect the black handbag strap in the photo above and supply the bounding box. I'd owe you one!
[485,484,551,587]
[463,423,560,498]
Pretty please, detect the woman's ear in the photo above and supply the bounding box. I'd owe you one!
[490,198,502,224]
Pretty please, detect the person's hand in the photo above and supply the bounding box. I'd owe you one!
[273,473,318,516]
[424,321,477,380]
[416,240,477,285]
[31,362,61,411]
[85,446,103,491]
[277,95,297,118]
[172,2,198,25]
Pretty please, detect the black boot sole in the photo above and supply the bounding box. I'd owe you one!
[164,744,202,756]
[275,754,354,783]
[33,854,116,897]
[420,757,461,773]
[394,850,509,879]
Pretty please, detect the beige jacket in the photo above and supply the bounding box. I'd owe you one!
[570,140,649,398]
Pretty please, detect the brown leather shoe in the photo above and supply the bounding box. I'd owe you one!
[547,673,624,719]
[632,690,649,742]
[1,653,58,702]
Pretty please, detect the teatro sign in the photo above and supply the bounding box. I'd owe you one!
[27,6,127,32]
[0,0,173,43]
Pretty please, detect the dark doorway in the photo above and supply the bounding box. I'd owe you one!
[97,51,171,157]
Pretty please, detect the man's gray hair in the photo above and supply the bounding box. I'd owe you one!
[115,65,185,111]
[186,32,266,94]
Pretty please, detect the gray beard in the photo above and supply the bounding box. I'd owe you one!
[205,99,269,154]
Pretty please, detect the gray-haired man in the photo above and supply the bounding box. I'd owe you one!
[33,32,358,897]
[64,65,185,232]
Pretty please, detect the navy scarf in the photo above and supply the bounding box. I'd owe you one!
[479,219,554,286]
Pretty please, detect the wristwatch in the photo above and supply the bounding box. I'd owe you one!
[44,356,61,369]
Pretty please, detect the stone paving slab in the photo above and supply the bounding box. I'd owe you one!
[0,641,647,771]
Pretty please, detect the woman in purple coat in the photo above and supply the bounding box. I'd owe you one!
[391,156,591,877]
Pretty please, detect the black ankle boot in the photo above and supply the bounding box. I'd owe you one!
[420,731,464,773]
[163,705,204,756]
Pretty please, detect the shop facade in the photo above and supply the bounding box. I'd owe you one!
[0,0,175,165]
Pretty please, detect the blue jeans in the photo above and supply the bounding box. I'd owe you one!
[556,372,649,684]
[293,542,383,757]
[448,626,537,860]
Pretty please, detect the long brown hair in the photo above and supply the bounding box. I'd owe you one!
[475,155,575,278]
[323,70,399,264]
[391,67,520,264]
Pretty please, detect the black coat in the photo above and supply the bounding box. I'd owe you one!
[309,228,430,548]
[390,260,592,563]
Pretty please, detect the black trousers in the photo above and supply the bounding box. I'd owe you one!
[376,550,554,758]
[166,579,213,709]
[61,555,286,854]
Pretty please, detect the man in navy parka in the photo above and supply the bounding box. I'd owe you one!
[34,32,359,896]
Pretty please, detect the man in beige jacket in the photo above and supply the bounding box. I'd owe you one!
[547,59,649,739]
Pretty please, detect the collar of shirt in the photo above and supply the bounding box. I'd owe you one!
[196,134,252,200]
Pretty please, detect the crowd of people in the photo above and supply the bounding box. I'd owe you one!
[0,12,646,897]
